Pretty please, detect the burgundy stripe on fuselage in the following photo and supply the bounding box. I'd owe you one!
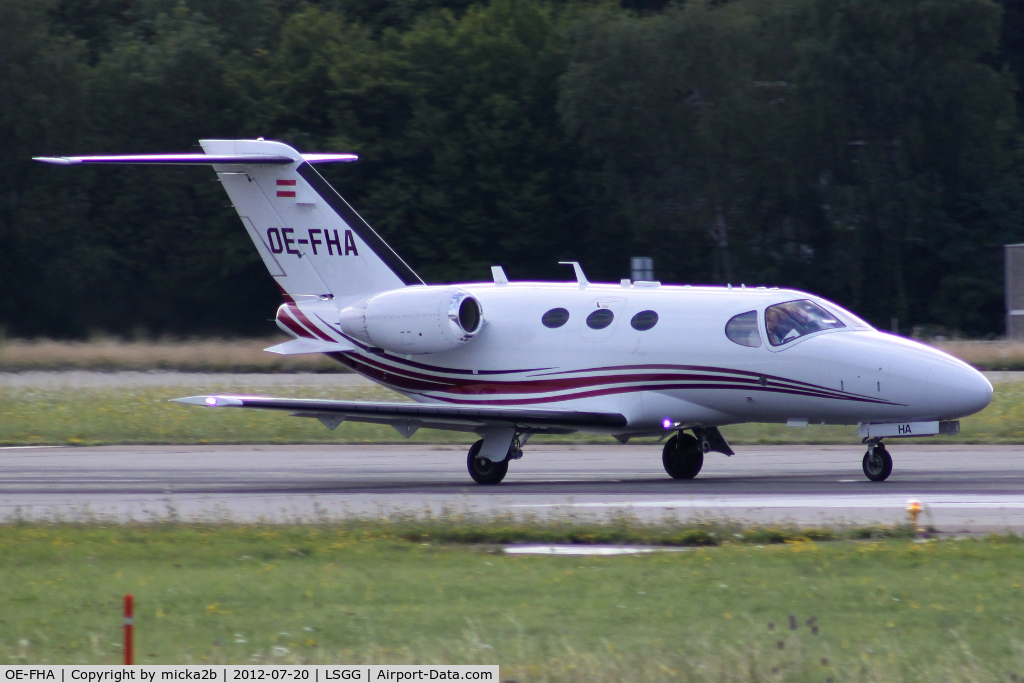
[322,336,846,397]
[532,363,837,393]
[404,381,897,406]
[334,352,896,406]
[338,351,856,398]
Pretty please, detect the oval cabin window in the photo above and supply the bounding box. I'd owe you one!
[630,310,659,331]
[725,310,762,348]
[541,308,570,328]
[586,309,615,330]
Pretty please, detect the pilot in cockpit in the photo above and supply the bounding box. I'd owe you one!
[765,300,844,346]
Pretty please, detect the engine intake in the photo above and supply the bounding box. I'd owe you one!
[338,286,484,354]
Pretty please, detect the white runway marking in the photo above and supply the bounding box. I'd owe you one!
[504,545,688,556]
[510,495,1024,510]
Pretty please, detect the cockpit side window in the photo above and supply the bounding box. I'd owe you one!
[725,311,762,348]
[764,299,845,346]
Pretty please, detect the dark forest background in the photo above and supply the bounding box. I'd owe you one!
[2,0,1023,338]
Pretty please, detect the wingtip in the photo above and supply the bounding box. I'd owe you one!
[171,396,212,406]
[171,395,243,407]
[33,156,78,165]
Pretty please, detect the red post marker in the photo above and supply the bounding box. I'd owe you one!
[124,594,134,665]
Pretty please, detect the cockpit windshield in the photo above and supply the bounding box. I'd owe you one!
[824,303,873,329]
[764,299,845,346]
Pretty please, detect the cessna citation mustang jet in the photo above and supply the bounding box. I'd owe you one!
[36,139,994,484]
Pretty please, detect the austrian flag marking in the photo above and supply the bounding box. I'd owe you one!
[276,179,296,198]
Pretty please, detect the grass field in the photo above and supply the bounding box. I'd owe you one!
[935,340,1024,371]
[1,520,1022,681]
[2,337,1024,372]
[0,338,339,373]
[3,380,1024,446]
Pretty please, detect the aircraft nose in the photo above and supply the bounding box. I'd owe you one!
[926,360,993,418]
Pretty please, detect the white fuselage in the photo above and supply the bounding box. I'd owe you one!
[36,139,992,482]
[283,282,993,436]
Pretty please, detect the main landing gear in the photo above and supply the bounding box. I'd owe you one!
[661,427,734,480]
[662,433,704,479]
[862,439,893,482]
[467,435,524,485]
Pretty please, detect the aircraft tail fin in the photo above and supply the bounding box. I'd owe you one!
[35,139,422,305]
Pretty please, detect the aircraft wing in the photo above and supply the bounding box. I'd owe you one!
[172,395,628,435]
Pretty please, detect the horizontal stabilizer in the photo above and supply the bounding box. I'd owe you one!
[33,153,358,166]
[300,154,361,164]
[35,138,416,302]
[264,339,356,355]
[172,395,627,433]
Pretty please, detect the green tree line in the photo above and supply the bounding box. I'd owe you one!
[1,0,1022,338]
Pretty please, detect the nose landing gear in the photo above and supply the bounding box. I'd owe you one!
[862,440,892,482]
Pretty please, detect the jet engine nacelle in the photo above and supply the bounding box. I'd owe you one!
[338,286,484,354]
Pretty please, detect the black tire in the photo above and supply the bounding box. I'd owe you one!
[862,445,893,482]
[467,439,509,485]
[662,433,704,479]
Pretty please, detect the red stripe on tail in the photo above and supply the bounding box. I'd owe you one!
[276,306,316,339]
[274,282,295,305]
[289,305,334,341]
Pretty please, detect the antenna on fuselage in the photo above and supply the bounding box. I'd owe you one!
[558,261,589,288]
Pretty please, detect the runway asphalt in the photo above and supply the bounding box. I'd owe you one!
[3,443,1024,530]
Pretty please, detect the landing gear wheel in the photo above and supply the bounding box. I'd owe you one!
[862,444,893,482]
[467,439,508,485]
[662,433,704,480]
